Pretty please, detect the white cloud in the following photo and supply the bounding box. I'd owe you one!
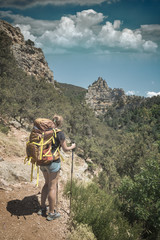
[98,22,158,52]
[0,9,158,54]
[119,29,143,49]
[15,24,37,42]
[98,21,121,47]
[113,20,121,29]
[143,40,158,52]
[38,17,83,49]
[75,9,104,29]
[146,91,160,98]
[126,90,136,96]
[0,0,120,8]
[32,9,104,51]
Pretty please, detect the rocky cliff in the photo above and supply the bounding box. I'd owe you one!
[0,20,54,83]
[85,77,127,115]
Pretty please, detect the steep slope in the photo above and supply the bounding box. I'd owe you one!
[0,20,54,83]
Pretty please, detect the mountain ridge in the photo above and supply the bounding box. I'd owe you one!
[86,77,129,115]
[0,20,54,83]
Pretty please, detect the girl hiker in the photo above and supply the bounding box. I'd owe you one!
[37,114,76,221]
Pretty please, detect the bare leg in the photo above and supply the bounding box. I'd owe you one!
[41,171,49,208]
[48,171,59,213]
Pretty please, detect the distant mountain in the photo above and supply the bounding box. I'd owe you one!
[85,77,145,116]
[85,77,127,115]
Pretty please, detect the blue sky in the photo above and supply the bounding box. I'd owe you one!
[0,0,160,97]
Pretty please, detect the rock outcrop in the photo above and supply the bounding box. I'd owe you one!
[0,20,54,83]
[85,77,127,115]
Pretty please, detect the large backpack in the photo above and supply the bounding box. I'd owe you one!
[24,118,63,185]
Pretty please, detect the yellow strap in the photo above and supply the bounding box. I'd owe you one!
[31,163,34,182]
[40,133,44,160]
[53,128,57,138]
[24,156,32,165]
[53,147,59,156]
[43,146,52,157]
[25,148,40,187]
[34,162,37,170]
[58,148,65,162]
[43,153,52,157]
[37,166,39,187]
[52,146,65,162]
[28,157,31,165]
[28,162,39,187]
[31,136,54,146]
[24,156,28,164]
[53,147,65,162]
[52,129,56,144]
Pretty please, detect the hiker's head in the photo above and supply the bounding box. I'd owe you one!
[53,114,63,128]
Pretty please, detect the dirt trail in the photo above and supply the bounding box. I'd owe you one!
[0,126,92,240]
[0,181,70,240]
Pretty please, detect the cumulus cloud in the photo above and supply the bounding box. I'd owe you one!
[0,0,120,8]
[0,9,158,54]
[98,21,121,47]
[39,17,82,49]
[146,91,160,98]
[36,10,103,52]
[98,22,158,52]
[73,9,104,30]
[143,40,158,52]
[126,90,136,96]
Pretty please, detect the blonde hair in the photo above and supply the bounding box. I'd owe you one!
[52,114,63,128]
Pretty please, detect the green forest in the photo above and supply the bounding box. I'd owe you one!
[0,30,160,240]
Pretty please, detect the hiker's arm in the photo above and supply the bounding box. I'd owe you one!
[60,140,76,152]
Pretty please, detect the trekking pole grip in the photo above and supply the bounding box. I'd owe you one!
[72,141,76,151]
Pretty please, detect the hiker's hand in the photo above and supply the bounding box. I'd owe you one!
[71,143,76,149]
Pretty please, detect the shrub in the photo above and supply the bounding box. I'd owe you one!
[64,181,141,240]
[117,159,160,240]
[67,223,96,240]
[0,120,9,134]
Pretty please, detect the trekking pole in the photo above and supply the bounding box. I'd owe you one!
[56,182,58,208]
[70,148,74,216]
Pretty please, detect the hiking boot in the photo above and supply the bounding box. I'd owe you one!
[46,211,61,221]
[37,207,48,216]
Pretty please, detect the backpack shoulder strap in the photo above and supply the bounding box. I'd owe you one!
[53,128,61,136]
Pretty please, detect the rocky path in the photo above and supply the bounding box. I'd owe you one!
[0,126,92,240]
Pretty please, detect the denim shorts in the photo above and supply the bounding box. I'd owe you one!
[40,159,61,173]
